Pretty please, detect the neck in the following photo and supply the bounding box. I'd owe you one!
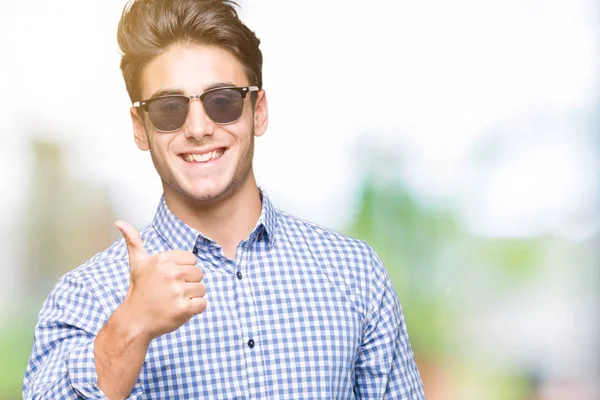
[163,174,262,257]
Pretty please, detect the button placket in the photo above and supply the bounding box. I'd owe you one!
[234,241,264,397]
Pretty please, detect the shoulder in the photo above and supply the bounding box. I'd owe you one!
[273,209,388,294]
[275,209,375,261]
[273,209,390,320]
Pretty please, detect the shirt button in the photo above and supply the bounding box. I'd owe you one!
[247,339,255,348]
[236,271,243,280]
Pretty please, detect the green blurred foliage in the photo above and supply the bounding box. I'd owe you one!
[344,180,460,358]
[343,178,546,364]
[477,239,544,281]
[0,314,36,400]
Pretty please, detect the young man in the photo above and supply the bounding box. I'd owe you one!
[23,1,425,398]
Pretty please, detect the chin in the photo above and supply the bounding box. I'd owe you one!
[182,180,234,204]
[163,163,250,206]
[189,190,226,204]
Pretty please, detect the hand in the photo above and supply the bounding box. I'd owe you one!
[115,220,207,341]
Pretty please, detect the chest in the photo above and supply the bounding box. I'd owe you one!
[141,256,362,398]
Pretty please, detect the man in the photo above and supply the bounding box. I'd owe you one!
[23,0,425,398]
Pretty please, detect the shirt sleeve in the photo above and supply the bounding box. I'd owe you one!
[354,247,426,399]
[22,273,145,399]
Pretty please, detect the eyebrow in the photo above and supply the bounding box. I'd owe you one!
[148,82,237,100]
[149,88,184,99]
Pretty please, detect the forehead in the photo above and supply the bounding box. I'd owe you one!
[140,43,248,98]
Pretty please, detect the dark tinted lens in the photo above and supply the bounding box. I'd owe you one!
[203,88,244,124]
[147,96,189,131]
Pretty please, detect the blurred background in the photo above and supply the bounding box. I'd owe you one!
[0,0,598,398]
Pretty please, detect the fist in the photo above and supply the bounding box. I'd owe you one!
[115,220,207,340]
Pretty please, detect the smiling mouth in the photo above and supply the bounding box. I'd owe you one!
[181,148,226,163]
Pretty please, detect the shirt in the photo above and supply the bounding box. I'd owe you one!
[23,190,425,399]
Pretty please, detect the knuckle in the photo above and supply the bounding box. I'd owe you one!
[173,267,186,280]
[175,250,194,263]
[163,269,178,282]
[186,253,197,264]
[197,298,208,314]
[174,282,185,296]
[172,250,184,258]
[190,268,203,282]
[185,301,200,318]
[175,306,188,320]
[199,283,207,297]
[185,266,202,281]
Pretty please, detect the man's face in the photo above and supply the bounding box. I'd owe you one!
[130,43,268,205]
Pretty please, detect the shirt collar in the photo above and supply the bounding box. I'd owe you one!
[152,187,277,251]
[255,187,277,244]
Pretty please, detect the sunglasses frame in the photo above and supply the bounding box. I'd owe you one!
[133,85,259,132]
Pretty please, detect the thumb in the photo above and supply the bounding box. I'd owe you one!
[115,220,148,263]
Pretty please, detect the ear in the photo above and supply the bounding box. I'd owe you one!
[130,107,150,151]
[252,89,269,138]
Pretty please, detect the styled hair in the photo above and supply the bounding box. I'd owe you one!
[117,0,262,103]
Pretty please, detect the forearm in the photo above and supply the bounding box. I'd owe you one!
[24,274,121,400]
[95,305,150,400]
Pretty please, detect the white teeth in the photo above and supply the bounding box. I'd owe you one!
[184,149,224,163]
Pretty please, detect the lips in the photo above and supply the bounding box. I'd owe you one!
[180,147,226,163]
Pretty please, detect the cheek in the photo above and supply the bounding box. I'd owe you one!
[233,131,253,159]
[148,135,176,162]
[233,119,255,144]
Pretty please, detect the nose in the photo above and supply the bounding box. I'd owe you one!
[183,97,215,140]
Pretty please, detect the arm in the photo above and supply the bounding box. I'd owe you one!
[23,222,207,400]
[22,274,146,400]
[94,304,150,400]
[92,221,206,399]
[354,248,425,399]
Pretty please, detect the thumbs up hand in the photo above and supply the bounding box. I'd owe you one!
[115,220,207,341]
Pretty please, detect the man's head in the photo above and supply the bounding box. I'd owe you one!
[117,0,268,205]
[118,0,262,105]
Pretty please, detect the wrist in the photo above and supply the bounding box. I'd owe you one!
[110,300,153,346]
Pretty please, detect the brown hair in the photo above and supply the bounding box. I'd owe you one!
[117,0,262,103]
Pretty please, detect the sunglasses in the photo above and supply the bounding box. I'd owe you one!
[133,86,259,132]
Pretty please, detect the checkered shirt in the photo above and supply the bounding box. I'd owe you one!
[23,190,424,399]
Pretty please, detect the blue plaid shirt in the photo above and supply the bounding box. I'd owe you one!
[23,190,424,399]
